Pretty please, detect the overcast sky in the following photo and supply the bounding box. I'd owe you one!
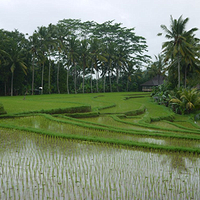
[1,0,200,60]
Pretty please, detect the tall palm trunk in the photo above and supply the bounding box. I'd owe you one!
[31,58,35,95]
[57,62,60,94]
[109,67,112,92]
[74,61,77,94]
[90,63,93,93]
[177,54,181,89]
[82,67,85,94]
[32,64,35,95]
[48,58,51,94]
[57,54,60,94]
[11,71,14,96]
[103,74,106,93]
[41,63,44,95]
[66,66,69,94]
[96,68,99,93]
[116,66,119,92]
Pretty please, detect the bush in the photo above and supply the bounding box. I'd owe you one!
[0,103,7,115]
[169,88,200,114]
[152,83,200,115]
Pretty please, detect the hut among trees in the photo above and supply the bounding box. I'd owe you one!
[141,75,165,92]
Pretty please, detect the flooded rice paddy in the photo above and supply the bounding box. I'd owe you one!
[1,115,200,149]
[0,128,200,200]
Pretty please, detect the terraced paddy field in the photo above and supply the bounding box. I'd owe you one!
[0,92,200,199]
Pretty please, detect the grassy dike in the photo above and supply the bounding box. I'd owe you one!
[0,92,200,154]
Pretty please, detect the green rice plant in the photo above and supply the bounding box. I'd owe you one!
[1,90,200,200]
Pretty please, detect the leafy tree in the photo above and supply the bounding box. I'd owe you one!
[29,32,39,95]
[170,88,200,114]
[67,36,80,94]
[2,31,28,96]
[79,39,90,93]
[159,15,199,89]
[0,19,151,95]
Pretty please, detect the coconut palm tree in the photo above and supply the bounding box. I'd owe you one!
[67,36,80,94]
[160,15,198,88]
[8,44,27,96]
[80,39,90,93]
[170,88,200,114]
[29,32,39,95]
[0,30,28,96]
[89,38,107,93]
[147,54,166,84]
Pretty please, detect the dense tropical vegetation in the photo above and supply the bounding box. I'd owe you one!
[0,19,150,96]
[152,15,200,116]
[1,16,200,116]
[159,15,200,89]
[0,15,200,199]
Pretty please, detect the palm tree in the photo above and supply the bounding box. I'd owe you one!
[36,25,55,94]
[8,42,27,96]
[0,30,27,96]
[170,88,200,114]
[160,15,198,88]
[80,39,90,93]
[147,54,165,84]
[182,36,200,88]
[67,36,79,94]
[89,38,107,93]
[29,32,39,95]
[181,88,200,113]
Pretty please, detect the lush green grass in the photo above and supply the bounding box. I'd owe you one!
[0,92,200,153]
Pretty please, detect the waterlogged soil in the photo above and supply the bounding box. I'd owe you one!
[81,116,154,131]
[119,115,145,123]
[1,116,200,149]
[0,129,199,200]
[173,121,200,130]
[151,121,185,130]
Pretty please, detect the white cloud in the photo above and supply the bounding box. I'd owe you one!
[0,0,200,58]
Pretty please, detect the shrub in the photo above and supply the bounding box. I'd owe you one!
[170,88,200,114]
[0,103,7,115]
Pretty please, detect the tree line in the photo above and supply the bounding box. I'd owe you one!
[1,16,200,97]
[0,19,151,96]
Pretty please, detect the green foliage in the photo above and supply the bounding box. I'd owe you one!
[151,81,171,106]
[152,82,200,115]
[0,103,6,115]
[170,88,200,114]
[160,15,200,89]
[1,92,200,155]
[0,19,150,96]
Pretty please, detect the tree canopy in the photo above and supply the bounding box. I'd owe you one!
[0,19,150,96]
[1,16,200,96]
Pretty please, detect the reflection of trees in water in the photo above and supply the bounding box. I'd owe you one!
[161,151,198,173]
[0,129,26,154]
[161,154,187,172]
[160,138,199,173]
[0,128,118,162]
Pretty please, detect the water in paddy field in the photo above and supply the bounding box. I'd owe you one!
[1,115,200,149]
[0,129,200,200]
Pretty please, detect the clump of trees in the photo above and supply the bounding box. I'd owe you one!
[0,19,151,96]
[152,15,200,115]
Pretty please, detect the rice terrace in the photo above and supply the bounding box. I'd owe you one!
[0,92,200,199]
[1,14,200,200]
